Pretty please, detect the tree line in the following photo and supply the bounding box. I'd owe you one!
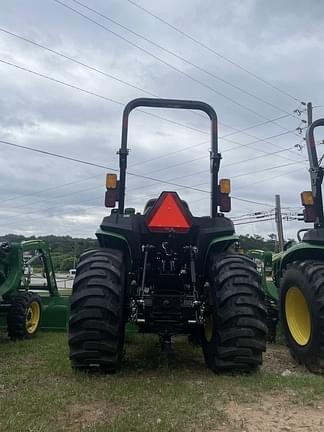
[0,233,277,272]
[0,234,97,272]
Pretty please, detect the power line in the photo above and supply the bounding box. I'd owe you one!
[130,146,307,205]
[151,144,306,184]
[0,13,307,221]
[53,0,299,128]
[232,159,307,179]
[0,130,299,215]
[235,166,308,193]
[171,159,306,198]
[217,158,306,183]
[1,173,102,204]
[150,164,307,212]
[126,0,302,104]
[232,213,275,222]
[0,51,305,209]
[0,58,211,136]
[232,210,273,220]
[218,117,305,162]
[0,56,304,167]
[0,137,279,224]
[221,125,305,160]
[2,181,104,215]
[0,27,289,162]
[133,134,302,180]
[0,166,280,228]
[1,25,303,159]
[221,129,305,160]
[0,138,209,193]
[0,56,302,157]
[0,140,306,226]
[0,57,306,206]
[0,26,158,98]
[231,197,273,208]
[221,115,294,136]
[107,131,305,201]
[0,186,273,229]
[225,145,299,168]
[234,217,275,226]
[130,127,306,180]
[1,133,276,207]
[66,0,297,119]
[129,127,291,169]
[0,186,274,227]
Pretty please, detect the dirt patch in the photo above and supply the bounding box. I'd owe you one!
[64,401,122,431]
[225,394,324,432]
[262,343,307,375]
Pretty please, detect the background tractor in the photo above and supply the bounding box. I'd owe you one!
[0,240,69,339]
[68,98,267,373]
[247,249,279,342]
[275,118,324,373]
[248,118,324,373]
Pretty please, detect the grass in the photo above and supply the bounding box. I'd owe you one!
[1,332,324,432]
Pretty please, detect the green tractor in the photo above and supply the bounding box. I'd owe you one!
[0,240,69,339]
[274,118,324,373]
[68,98,267,373]
[246,249,279,343]
[249,118,324,373]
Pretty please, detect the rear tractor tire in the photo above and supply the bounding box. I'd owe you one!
[7,292,42,340]
[280,260,324,373]
[265,296,278,343]
[201,253,267,372]
[68,248,126,373]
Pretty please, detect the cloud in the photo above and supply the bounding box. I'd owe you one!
[0,0,323,242]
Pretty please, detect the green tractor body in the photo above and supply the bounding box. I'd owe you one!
[274,119,324,372]
[68,98,267,373]
[0,240,70,338]
[95,201,237,335]
[247,249,279,342]
[247,249,278,301]
[249,118,324,373]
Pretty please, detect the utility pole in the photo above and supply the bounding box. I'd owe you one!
[275,194,284,252]
[307,102,313,126]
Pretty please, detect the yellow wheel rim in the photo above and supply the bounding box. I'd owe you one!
[285,286,311,346]
[204,314,213,342]
[26,301,40,334]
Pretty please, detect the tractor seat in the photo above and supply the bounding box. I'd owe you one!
[143,198,190,214]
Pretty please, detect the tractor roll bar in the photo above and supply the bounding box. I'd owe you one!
[118,98,221,217]
[305,118,324,228]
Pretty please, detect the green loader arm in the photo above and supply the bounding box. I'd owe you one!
[21,240,59,296]
[0,243,23,299]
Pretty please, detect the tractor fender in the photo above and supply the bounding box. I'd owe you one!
[1,244,23,299]
[96,228,132,269]
[202,235,238,272]
[279,242,324,276]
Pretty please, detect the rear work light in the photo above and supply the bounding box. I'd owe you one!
[146,192,192,233]
[106,173,117,189]
[219,178,231,194]
[301,191,316,222]
[301,191,314,206]
[105,173,119,208]
[218,178,231,213]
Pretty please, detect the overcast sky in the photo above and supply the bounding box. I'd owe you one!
[1,0,324,240]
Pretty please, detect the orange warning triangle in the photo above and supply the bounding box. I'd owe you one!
[147,192,192,232]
